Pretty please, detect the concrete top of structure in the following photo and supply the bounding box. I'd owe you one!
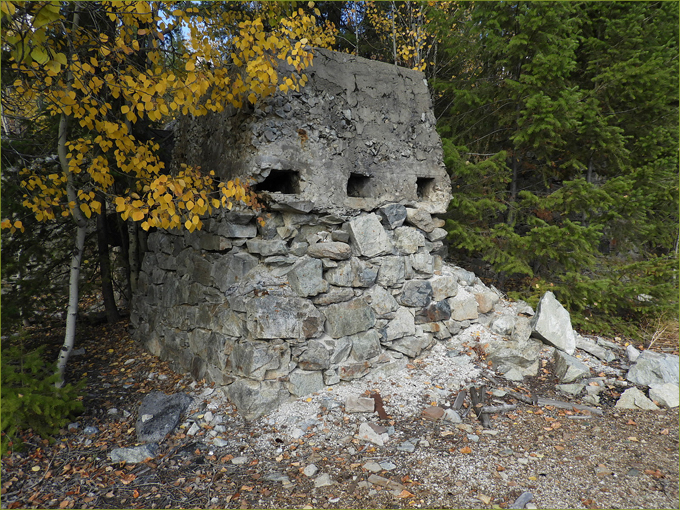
[172,48,452,215]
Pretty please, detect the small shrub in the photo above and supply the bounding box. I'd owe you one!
[1,338,85,456]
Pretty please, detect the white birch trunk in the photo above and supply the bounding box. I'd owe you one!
[56,222,86,387]
[55,2,85,388]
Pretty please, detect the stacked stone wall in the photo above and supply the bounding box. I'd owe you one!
[131,204,500,419]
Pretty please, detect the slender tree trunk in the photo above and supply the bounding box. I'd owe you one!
[96,194,119,323]
[55,2,84,388]
[116,213,132,304]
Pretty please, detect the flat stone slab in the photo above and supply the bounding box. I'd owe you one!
[531,291,576,355]
[615,387,660,410]
[136,392,193,443]
[109,443,159,464]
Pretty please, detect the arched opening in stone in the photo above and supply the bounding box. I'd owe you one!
[416,177,435,200]
[347,173,372,198]
[254,170,300,194]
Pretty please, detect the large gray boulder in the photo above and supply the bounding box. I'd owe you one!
[136,392,193,443]
[627,350,679,387]
[530,291,576,355]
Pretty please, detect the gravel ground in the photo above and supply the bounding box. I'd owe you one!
[2,318,678,509]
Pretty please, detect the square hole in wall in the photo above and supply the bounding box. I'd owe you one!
[254,170,300,194]
[416,177,436,200]
[347,173,372,198]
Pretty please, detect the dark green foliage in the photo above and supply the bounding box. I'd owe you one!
[1,338,85,456]
[434,1,678,338]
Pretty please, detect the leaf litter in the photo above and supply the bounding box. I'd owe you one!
[1,318,678,509]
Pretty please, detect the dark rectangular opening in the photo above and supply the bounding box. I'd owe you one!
[347,173,372,198]
[254,170,300,194]
[416,177,435,200]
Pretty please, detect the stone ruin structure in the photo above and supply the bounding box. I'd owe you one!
[131,49,485,419]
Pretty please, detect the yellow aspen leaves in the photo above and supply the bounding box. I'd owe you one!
[2,1,332,233]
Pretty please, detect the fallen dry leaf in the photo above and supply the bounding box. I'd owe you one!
[398,490,415,498]
[460,446,472,454]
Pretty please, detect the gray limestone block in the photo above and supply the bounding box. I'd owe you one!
[487,338,543,371]
[325,257,377,288]
[338,361,371,381]
[553,350,591,383]
[389,334,434,358]
[330,230,350,243]
[349,330,382,361]
[328,336,353,364]
[211,252,259,292]
[365,284,400,316]
[378,203,407,229]
[409,250,434,276]
[190,254,215,287]
[187,328,212,358]
[323,298,376,338]
[490,315,516,337]
[298,340,332,370]
[448,290,479,321]
[398,280,433,308]
[155,251,177,271]
[307,241,352,260]
[511,316,533,343]
[627,350,679,387]
[430,275,458,301]
[225,379,291,420]
[376,256,406,287]
[217,221,258,238]
[246,295,325,340]
[323,369,341,385]
[530,291,577,355]
[426,227,448,242]
[405,208,435,233]
[210,304,246,338]
[348,214,393,257]
[136,391,193,443]
[205,332,235,371]
[475,291,500,314]
[287,369,325,398]
[311,286,356,305]
[414,300,451,325]
[230,340,290,380]
[221,210,257,224]
[246,238,288,256]
[384,307,416,341]
[287,256,328,297]
[393,226,425,255]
